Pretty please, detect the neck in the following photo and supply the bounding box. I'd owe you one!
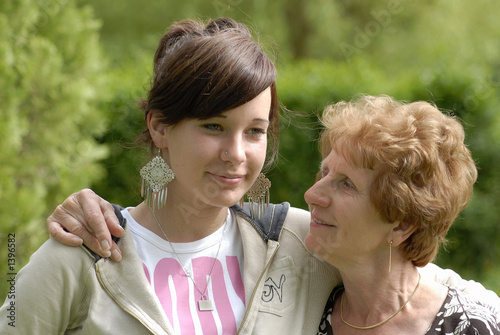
[339,263,420,327]
[131,201,229,242]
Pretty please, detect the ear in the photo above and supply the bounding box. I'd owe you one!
[389,221,417,247]
[147,111,168,149]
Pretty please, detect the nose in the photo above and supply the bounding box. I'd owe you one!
[222,133,245,164]
[304,179,331,208]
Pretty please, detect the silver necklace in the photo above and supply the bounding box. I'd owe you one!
[150,208,228,311]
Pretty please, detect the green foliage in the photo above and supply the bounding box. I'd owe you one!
[80,0,500,295]
[0,0,108,298]
[1,0,499,300]
[90,54,152,207]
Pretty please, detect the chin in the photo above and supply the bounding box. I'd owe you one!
[209,192,245,209]
[192,183,244,207]
[305,232,335,262]
[305,232,319,253]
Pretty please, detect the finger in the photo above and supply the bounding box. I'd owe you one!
[76,189,115,254]
[47,201,95,242]
[102,201,124,262]
[70,219,111,258]
[101,199,125,238]
[52,190,111,258]
[47,218,84,246]
[47,205,109,257]
[109,242,123,262]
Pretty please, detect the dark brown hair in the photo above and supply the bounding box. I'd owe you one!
[139,17,279,166]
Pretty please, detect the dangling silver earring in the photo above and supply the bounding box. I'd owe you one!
[388,240,393,273]
[240,173,271,219]
[140,148,175,210]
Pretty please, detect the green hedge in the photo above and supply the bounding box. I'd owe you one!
[0,0,109,298]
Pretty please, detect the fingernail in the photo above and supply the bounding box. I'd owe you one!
[72,237,83,245]
[112,249,122,261]
[101,240,110,252]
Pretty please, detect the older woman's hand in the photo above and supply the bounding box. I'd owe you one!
[46,189,124,261]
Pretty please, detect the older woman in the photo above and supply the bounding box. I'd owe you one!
[306,95,500,334]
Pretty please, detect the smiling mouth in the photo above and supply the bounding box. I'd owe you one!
[313,218,334,227]
[209,173,244,185]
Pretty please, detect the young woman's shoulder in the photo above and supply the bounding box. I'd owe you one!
[282,206,310,236]
[0,238,97,333]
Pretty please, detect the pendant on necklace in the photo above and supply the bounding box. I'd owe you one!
[198,299,214,311]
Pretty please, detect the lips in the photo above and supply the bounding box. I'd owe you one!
[310,215,335,227]
[308,206,334,227]
[209,172,245,185]
[313,218,328,225]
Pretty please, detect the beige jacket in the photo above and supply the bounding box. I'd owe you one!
[0,206,340,334]
[2,204,499,334]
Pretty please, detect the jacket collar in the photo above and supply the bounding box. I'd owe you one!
[95,225,173,334]
[235,211,280,307]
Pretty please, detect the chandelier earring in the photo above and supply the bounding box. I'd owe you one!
[140,148,175,210]
[240,173,271,219]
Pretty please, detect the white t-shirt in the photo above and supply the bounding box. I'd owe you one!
[123,208,245,335]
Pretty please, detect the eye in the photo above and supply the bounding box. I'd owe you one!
[320,167,329,178]
[339,178,356,190]
[248,127,267,136]
[202,123,222,132]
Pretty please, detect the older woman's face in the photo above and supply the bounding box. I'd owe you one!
[304,149,392,269]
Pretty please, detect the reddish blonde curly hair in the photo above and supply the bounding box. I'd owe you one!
[320,95,477,267]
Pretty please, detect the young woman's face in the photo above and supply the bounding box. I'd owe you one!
[163,87,271,211]
[304,149,391,269]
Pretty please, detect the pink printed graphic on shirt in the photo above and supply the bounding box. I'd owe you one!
[154,258,196,334]
[151,256,244,334]
[192,257,235,333]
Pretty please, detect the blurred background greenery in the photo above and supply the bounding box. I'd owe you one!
[1,0,499,299]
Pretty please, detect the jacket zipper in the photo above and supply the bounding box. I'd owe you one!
[96,264,160,334]
[235,243,280,335]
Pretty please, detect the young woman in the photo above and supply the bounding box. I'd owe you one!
[0,17,338,334]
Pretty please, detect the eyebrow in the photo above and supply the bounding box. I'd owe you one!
[320,160,350,177]
[254,118,270,123]
[214,115,269,123]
